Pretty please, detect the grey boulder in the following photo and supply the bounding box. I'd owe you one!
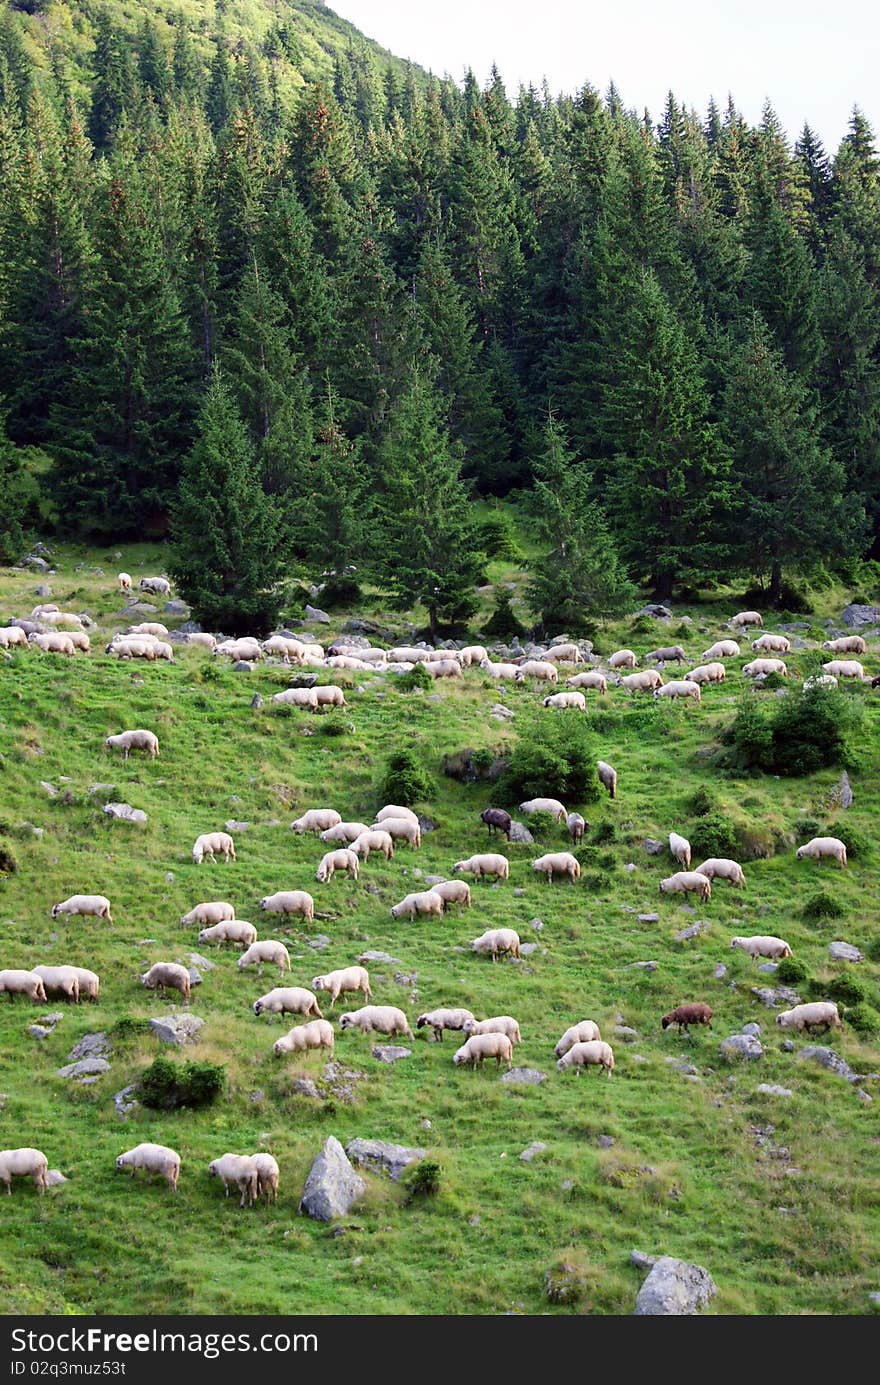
[103,802,147,823]
[634,1256,717,1315]
[149,1015,204,1046]
[299,1136,366,1221]
[346,1139,426,1182]
[720,1034,763,1061]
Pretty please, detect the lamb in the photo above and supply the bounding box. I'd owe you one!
[684,662,725,686]
[751,633,791,653]
[668,832,692,869]
[0,625,28,649]
[729,935,792,961]
[470,927,521,961]
[71,967,100,1003]
[350,830,395,862]
[452,853,509,881]
[116,1142,180,1191]
[659,871,712,902]
[556,1040,615,1075]
[514,660,558,683]
[417,1007,476,1041]
[149,640,175,664]
[251,1152,280,1203]
[30,631,75,656]
[118,572,132,591]
[252,985,321,1019]
[314,684,347,709]
[775,1001,842,1034]
[566,670,608,693]
[339,1005,413,1038]
[315,848,360,883]
[272,687,318,710]
[238,941,291,978]
[645,646,687,665]
[141,962,192,1003]
[258,890,316,925]
[453,1032,513,1070]
[796,836,847,868]
[374,805,420,826]
[608,649,637,669]
[370,817,420,848]
[567,812,586,844]
[542,691,587,711]
[621,669,664,694]
[821,659,866,679]
[480,807,512,837]
[424,658,463,679]
[531,851,581,883]
[459,645,490,667]
[181,901,235,928]
[320,821,371,845]
[51,894,113,924]
[654,679,702,702]
[104,729,159,760]
[480,658,521,680]
[311,966,371,1007]
[139,576,171,597]
[661,1002,713,1032]
[730,610,763,629]
[518,797,567,823]
[208,1154,259,1208]
[554,1020,602,1057]
[823,635,867,655]
[0,970,47,1003]
[701,640,740,659]
[429,879,471,908]
[462,1015,521,1044]
[291,809,342,835]
[544,642,583,664]
[597,761,617,798]
[127,622,169,638]
[192,831,236,865]
[694,858,746,887]
[390,889,445,921]
[742,658,788,678]
[0,1148,49,1196]
[198,920,258,949]
[31,965,80,1002]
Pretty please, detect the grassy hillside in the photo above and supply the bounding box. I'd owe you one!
[1,546,879,1315]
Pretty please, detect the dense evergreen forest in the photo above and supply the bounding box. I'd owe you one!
[2,0,880,623]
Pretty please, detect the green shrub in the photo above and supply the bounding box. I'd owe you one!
[380,748,434,807]
[794,819,821,842]
[628,615,657,636]
[724,694,772,770]
[395,662,432,692]
[321,714,351,737]
[110,1017,151,1041]
[801,891,844,922]
[139,1056,225,1110]
[775,958,808,985]
[687,786,718,817]
[727,686,863,777]
[734,824,776,860]
[592,821,617,845]
[0,839,17,875]
[477,513,523,561]
[498,707,599,805]
[525,809,558,840]
[318,574,361,609]
[839,824,870,860]
[762,672,785,690]
[403,1159,442,1203]
[844,1003,880,1038]
[808,972,867,1007]
[688,810,738,861]
[482,586,527,639]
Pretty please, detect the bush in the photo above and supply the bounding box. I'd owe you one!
[139,1056,225,1110]
[727,686,863,776]
[525,809,558,841]
[687,786,718,817]
[807,972,867,1007]
[628,615,657,636]
[734,824,777,861]
[498,707,599,805]
[0,839,17,876]
[403,1159,442,1203]
[320,714,351,737]
[794,818,821,842]
[740,580,813,613]
[592,821,617,845]
[482,586,527,639]
[775,958,808,986]
[318,573,361,609]
[724,694,772,770]
[395,662,432,692]
[380,748,434,808]
[477,512,523,561]
[844,1003,880,1038]
[801,891,844,922]
[839,824,870,860]
[110,1017,151,1041]
[688,810,738,861]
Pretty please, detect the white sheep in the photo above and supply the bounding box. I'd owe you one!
[542,691,587,710]
[567,812,586,844]
[554,1020,602,1057]
[388,647,429,663]
[31,965,80,1002]
[693,858,746,887]
[104,729,159,760]
[66,630,91,654]
[424,658,463,679]
[621,669,664,694]
[544,643,582,664]
[796,836,847,868]
[39,610,84,630]
[390,890,445,921]
[752,633,791,653]
[531,851,581,883]
[668,832,691,869]
[104,637,157,661]
[51,894,113,924]
[350,830,395,862]
[518,797,567,823]
[608,649,638,669]
[262,634,305,660]
[597,761,617,799]
[654,679,702,702]
[259,890,315,923]
[470,927,520,961]
[514,660,558,683]
[556,1039,615,1075]
[311,967,371,1007]
[314,684,347,708]
[181,901,236,928]
[742,658,788,678]
[339,1005,413,1038]
[701,640,740,659]
[0,626,28,649]
[684,662,725,685]
[192,831,236,865]
[253,986,322,1020]
[803,674,838,691]
[0,1148,49,1196]
[118,572,132,591]
[319,821,371,845]
[462,1015,521,1045]
[291,809,342,834]
[644,646,687,665]
[429,879,471,908]
[480,658,521,680]
[30,631,75,656]
[416,1007,475,1041]
[0,970,47,1004]
[315,848,360,883]
[116,1143,180,1192]
[238,941,291,978]
[71,967,100,1003]
[459,645,490,667]
[186,632,217,651]
[273,1018,335,1057]
[452,853,510,882]
[659,871,712,902]
[775,1002,842,1034]
[730,610,763,629]
[141,962,192,1003]
[821,659,865,679]
[730,935,792,961]
[374,805,420,826]
[325,655,372,671]
[251,1152,280,1203]
[452,1032,513,1070]
[208,1154,259,1208]
[198,920,258,949]
[127,622,169,638]
[822,636,867,655]
[370,817,420,848]
[272,687,318,710]
[566,670,608,693]
[139,576,171,597]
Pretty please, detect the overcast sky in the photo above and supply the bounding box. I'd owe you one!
[331,0,879,154]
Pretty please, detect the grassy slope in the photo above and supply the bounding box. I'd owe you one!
[0,545,879,1316]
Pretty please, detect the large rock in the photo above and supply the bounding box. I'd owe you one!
[829,941,863,963]
[639,604,673,619]
[57,1057,111,1080]
[346,1139,426,1182]
[800,1046,863,1083]
[720,1034,763,1061]
[114,1086,140,1118]
[164,600,189,617]
[507,821,534,845]
[370,1045,412,1063]
[304,605,330,624]
[67,1033,110,1062]
[643,838,664,855]
[149,1015,204,1046]
[634,1256,717,1315]
[103,802,147,824]
[840,604,880,628]
[358,951,401,965]
[298,1136,366,1221]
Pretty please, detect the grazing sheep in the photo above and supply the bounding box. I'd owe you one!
[252,986,321,1019]
[104,729,159,760]
[556,1040,615,1076]
[659,871,712,902]
[554,1020,602,1057]
[273,1018,336,1058]
[462,1015,521,1044]
[742,658,788,678]
[645,646,687,665]
[149,640,175,664]
[803,674,838,691]
[0,1148,49,1196]
[319,821,371,845]
[139,577,171,597]
[821,659,866,679]
[339,1006,413,1038]
[429,879,471,908]
[0,626,28,650]
[198,920,258,949]
[263,634,305,660]
[701,640,740,659]
[186,632,217,651]
[752,633,791,653]
[776,1002,842,1034]
[424,658,463,679]
[325,655,372,671]
[71,967,100,1003]
[518,797,567,823]
[566,670,608,693]
[567,812,586,844]
[668,832,691,869]
[389,647,430,664]
[372,817,420,848]
[116,1143,180,1192]
[730,610,763,629]
[51,894,113,924]
[192,832,236,865]
[823,635,867,655]
[543,690,587,711]
[470,927,521,961]
[0,970,47,1004]
[480,807,512,837]
[329,645,386,666]
[315,848,360,883]
[271,687,318,709]
[30,631,75,656]
[453,1032,513,1070]
[238,941,291,978]
[207,1154,259,1208]
[252,1152,280,1203]
[127,622,169,638]
[374,805,420,826]
[694,858,745,887]
[31,965,80,1003]
[654,679,702,702]
[314,684,347,709]
[417,1007,476,1041]
[684,662,725,685]
[118,572,132,591]
[291,808,343,835]
[39,610,83,630]
[311,967,371,1007]
[796,836,847,868]
[621,669,664,694]
[104,637,157,661]
[350,830,395,862]
[459,645,490,667]
[597,761,617,799]
[390,889,445,921]
[181,901,236,928]
[480,658,521,680]
[608,649,638,669]
[531,851,581,884]
[66,630,91,653]
[515,660,559,684]
[452,853,509,882]
[141,962,192,1003]
[545,643,583,664]
[661,1002,713,1032]
[730,935,792,961]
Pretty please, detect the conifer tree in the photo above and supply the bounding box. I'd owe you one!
[0,402,29,564]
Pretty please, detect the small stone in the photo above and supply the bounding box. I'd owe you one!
[741,1022,762,1037]
[614,1025,639,1041]
[623,863,637,873]
[675,921,707,941]
[469,1214,481,1226]
[40,782,58,797]
[232,661,253,672]
[507,821,534,845]
[757,962,779,974]
[626,960,658,972]
[103,802,147,823]
[359,952,402,965]
[630,1250,657,1270]
[165,872,175,884]
[291,1078,321,1099]
[67,1033,110,1062]
[634,1256,717,1315]
[758,1084,793,1097]
[225,820,250,832]
[28,1025,53,1040]
[520,942,538,956]
[251,693,263,710]
[189,952,215,972]
[714,963,727,979]
[309,935,331,952]
[304,605,331,624]
[501,1067,546,1085]
[829,941,863,963]
[530,918,544,931]
[513,888,526,896]
[519,1141,547,1162]
[114,1086,140,1118]
[57,1057,111,1080]
[149,1015,204,1046]
[639,913,661,924]
[346,1139,426,1182]
[643,839,664,854]
[371,1045,412,1063]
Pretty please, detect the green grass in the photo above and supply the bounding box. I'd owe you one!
[1,546,879,1315]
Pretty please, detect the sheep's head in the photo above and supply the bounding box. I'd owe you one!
[453,1048,467,1065]
[339,1014,352,1030]
[730,938,743,951]
[661,1015,672,1029]
[795,846,806,859]
[252,1000,263,1015]
[192,847,204,864]
[115,1155,128,1171]
[311,977,325,991]
[51,903,61,917]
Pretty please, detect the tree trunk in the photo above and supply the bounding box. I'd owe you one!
[651,570,674,601]
[769,560,782,606]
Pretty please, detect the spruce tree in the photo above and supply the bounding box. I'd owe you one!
[0,402,29,564]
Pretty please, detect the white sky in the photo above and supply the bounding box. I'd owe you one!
[330,0,880,154]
